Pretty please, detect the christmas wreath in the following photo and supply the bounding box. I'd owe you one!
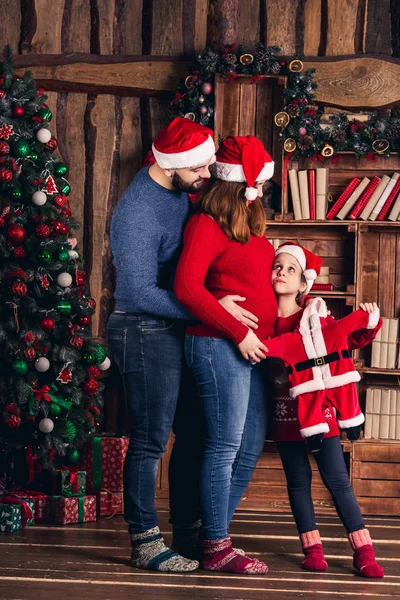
[171,44,400,160]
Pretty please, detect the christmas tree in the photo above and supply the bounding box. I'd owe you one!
[0,47,110,483]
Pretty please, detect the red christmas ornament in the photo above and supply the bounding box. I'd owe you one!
[42,175,58,195]
[41,274,50,290]
[0,89,5,100]
[24,331,36,344]
[52,220,69,236]
[41,317,54,331]
[76,270,85,286]
[79,315,91,327]
[56,367,73,384]
[0,124,14,140]
[7,224,26,245]
[201,82,213,95]
[70,335,84,349]
[11,281,27,296]
[45,137,58,152]
[37,87,45,96]
[0,141,9,154]
[0,167,13,182]
[87,298,96,310]
[12,105,25,118]
[83,378,100,396]
[13,246,26,258]
[36,224,51,238]
[5,414,21,428]
[87,366,101,379]
[24,347,36,361]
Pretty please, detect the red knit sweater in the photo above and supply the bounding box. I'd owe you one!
[271,308,379,442]
[174,212,277,344]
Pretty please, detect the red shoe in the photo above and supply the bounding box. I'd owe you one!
[353,544,384,578]
[300,530,328,571]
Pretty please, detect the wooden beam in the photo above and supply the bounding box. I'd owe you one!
[13,54,188,96]
[207,0,239,51]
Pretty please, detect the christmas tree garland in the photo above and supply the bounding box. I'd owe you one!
[171,44,400,160]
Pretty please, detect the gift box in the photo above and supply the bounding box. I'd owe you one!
[48,494,96,525]
[82,436,128,492]
[6,491,49,523]
[59,470,86,496]
[95,490,123,518]
[0,497,35,532]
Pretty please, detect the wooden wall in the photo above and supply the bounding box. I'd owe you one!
[1,0,399,432]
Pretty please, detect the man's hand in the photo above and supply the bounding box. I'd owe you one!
[237,330,268,363]
[218,295,259,329]
[359,302,378,314]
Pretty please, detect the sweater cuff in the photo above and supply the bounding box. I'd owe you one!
[231,323,251,345]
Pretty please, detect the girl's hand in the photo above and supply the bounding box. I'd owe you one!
[359,302,378,314]
[237,329,268,363]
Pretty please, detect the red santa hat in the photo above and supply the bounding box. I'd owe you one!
[152,117,216,169]
[211,135,274,201]
[275,242,323,294]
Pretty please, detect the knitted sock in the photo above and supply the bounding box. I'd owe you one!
[300,530,328,571]
[171,520,202,560]
[345,425,361,442]
[348,528,384,578]
[131,526,199,572]
[202,537,268,574]
[306,433,324,453]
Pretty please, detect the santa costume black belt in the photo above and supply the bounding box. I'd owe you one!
[286,349,351,375]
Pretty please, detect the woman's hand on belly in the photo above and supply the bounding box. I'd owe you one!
[218,295,259,329]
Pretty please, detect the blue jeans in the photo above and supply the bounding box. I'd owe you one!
[107,312,202,533]
[277,437,365,534]
[185,335,269,540]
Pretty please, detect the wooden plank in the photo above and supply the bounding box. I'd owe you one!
[151,0,183,55]
[182,0,208,54]
[378,233,396,317]
[238,84,256,136]
[392,0,400,58]
[97,0,116,55]
[358,496,400,516]
[114,0,142,54]
[303,0,322,55]
[353,442,400,462]
[207,0,239,51]
[14,55,189,96]
[0,1,21,54]
[353,461,400,480]
[325,0,361,55]
[255,82,274,156]
[117,98,142,198]
[61,0,91,53]
[265,0,299,54]
[25,0,65,54]
[353,479,400,497]
[395,232,400,318]
[357,231,379,305]
[237,0,260,48]
[365,0,392,55]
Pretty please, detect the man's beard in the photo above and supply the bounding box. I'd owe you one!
[172,171,205,193]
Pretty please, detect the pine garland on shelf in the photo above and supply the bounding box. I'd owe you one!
[171,44,400,160]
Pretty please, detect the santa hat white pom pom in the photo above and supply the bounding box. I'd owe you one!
[245,187,258,201]
[303,268,317,282]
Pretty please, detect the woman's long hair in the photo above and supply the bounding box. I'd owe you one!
[195,179,266,243]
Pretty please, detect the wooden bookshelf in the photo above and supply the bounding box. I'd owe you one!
[213,73,400,516]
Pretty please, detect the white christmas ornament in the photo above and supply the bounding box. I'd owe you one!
[38,418,54,433]
[36,128,52,143]
[32,191,47,206]
[98,357,111,371]
[57,272,73,287]
[35,357,50,372]
[68,250,79,259]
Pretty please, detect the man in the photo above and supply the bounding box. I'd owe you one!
[107,117,258,573]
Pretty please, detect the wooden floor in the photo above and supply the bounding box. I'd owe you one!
[1,508,399,600]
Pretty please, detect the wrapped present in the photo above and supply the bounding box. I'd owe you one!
[95,490,123,518]
[49,494,96,525]
[6,491,49,523]
[0,496,34,531]
[82,436,128,492]
[58,469,86,496]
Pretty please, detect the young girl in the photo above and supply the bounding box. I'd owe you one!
[266,243,384,578]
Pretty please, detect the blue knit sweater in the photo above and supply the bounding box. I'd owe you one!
[110,166,192,319]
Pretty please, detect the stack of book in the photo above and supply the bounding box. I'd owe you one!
[312,266,333,292]
[326,172,400,221]
[288,168,329,221]
[370,318,399,369]
[364,387,400,440]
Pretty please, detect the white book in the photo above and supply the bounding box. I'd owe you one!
[379,318,390,369]
[379,414,390,439]
[359,175,390,220]
[373,388,382,415]
[369,173,400,221]
[370,327,382,368]
[316,168,329,220]
[288,170,303,221]
[387,318,399,369]
[380,388,391,415]
[396,415,400,440]
[365,387,374,414]
[389,389,397,439]
[364,415,373,438]
[371,413,380,439]
[336,177,370,220]
[298,170,310,220]
[388,191,400,221]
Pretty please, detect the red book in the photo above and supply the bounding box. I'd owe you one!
[326,178,361,220]
[377,178,400,221]
[311,284,334,291]
[308,170,316,220]
[348,176,381,220]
